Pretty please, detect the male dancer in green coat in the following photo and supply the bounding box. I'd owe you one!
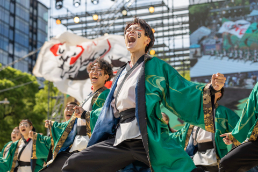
[172,86,239,172]
[62,17,226,172]
[30,59,113,171]
[219,82,258,172]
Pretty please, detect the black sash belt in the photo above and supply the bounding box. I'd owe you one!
[119,108,136,123]
[18,161,31,167]
[76,126,87,136]
[198,141,214,152]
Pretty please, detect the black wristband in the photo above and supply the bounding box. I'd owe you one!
[81,111,87,119]
[209,84,221,95]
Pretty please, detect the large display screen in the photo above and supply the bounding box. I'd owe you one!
[189,0,258,89]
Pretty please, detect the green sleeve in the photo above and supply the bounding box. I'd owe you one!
[0,141,11,158]
[91,89,110,111]
[215,106,240,158]
[90,108,103,131]
[32,133,51,160]
[90,89,110,131]
[231,82,258,142]
[35,159,45,172]
[146,58,213,132]
[0,141,17,172]
[50,120,70,147]
[171,123,191,148]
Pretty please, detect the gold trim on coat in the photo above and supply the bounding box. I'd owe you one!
[203,84,215,133]
[32,132,38,159]
[10,139,23,172]
[184,125,195,150]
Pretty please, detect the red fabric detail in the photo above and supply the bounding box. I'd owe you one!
[50,43,64,56]
[105,81,112,89]
[69,45,85,65]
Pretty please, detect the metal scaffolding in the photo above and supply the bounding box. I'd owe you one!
[51,0,191,77]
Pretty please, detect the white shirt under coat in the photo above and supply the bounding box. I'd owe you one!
[16,139,33,172]
[69,95,93,152]
[192,126,217,166]
[111,62,143,146]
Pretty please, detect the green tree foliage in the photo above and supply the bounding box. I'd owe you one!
[0,64,63,148]
[0,64,40,148]
[33,81,63,130]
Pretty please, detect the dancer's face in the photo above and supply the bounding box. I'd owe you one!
[19,121,33,136]
[64,104,76,121]
[89,63,109,89]
[11,128,21,142]
[125,24,150,53]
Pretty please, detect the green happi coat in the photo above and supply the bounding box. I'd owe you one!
[143,57,215,172]
[89,56,214,172]
[32,88,110,168]
[171,105,240,159]
[0,139,46,172]
[0,141,12,158]
[229,82,258,144]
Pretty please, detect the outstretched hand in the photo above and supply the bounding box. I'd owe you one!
[44,120,52,129]
[211,73,226,91]
[28,131,34,139]
[73,106,84,118]
[220,133,232,145]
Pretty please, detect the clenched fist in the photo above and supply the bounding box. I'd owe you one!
[45,120,53,128]
[73,106,84,118]
[211,73,226,91]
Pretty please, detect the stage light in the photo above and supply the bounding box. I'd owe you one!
[73,0,81,7]
[55,0,63,10]
[74,16,80,23]
[149,6,155,13]
[122,9,127,16]
[150,50,155,55]
[152,28,155,33]
[91,0,99,5]
[56,19,61,25]
[93,14,98,21]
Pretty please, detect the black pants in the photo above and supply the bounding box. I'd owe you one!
[62,138,148,172]
[62,138,205,172]
[220,139,258,172]
[40,151,73,172]
[196,165,218,172]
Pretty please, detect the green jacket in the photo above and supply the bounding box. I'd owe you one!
[0,141,12,158]
[230,82,258,143]
[172,105,240,159]
[0,139,46,172]
[145,57,214,172]
[32,88,110,168]
[90,56,215,172]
